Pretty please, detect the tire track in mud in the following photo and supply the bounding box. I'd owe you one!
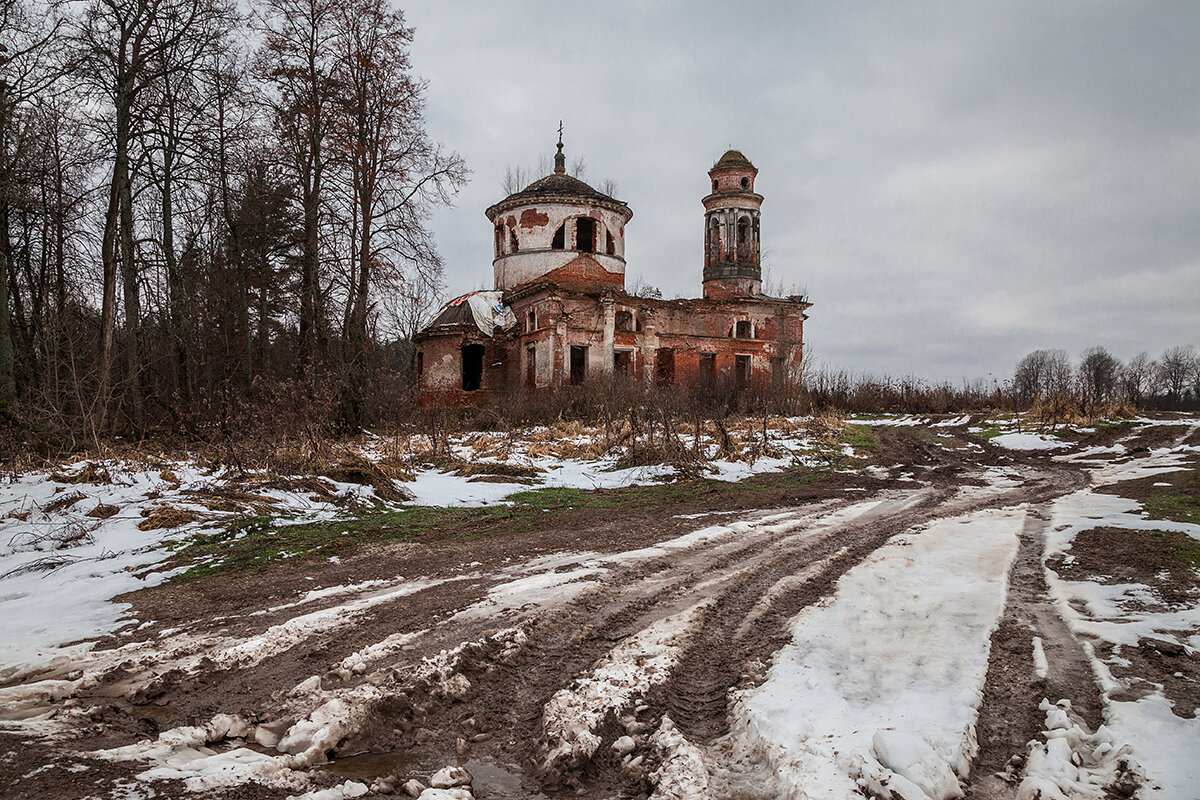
[662,462,1089,748]
[342,460,1091,797]
[367,500,888,792]
[661,492,953,744]
[965,500,1104,799]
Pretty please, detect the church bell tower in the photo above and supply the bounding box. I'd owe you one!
[702,150,763,299]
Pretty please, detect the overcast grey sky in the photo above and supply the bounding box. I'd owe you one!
[402,1,1199,382]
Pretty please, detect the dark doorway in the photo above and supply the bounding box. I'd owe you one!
[699,352,716,386]
[656,348,675,387]
[462,344,484,391]
[735,354,751,389]
[570,345,588,385]
[576,217,596,253]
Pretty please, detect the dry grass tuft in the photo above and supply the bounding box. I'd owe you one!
[44,490,87,514]
[49,462,111,485]
[86,503,120,519]
[138,506,200,531]
[321,453,414,504]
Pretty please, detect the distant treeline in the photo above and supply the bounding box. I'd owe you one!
[805,345,1200,416]
[0,0,466,453]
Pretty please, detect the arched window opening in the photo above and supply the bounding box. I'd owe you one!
[494,225,505,256]
[712,179,719,192]
[738,217,749,244]
[576,217,596,253]
[551,222,566,250]
[509,228,519,252]
[709,219,720,246]
[606,230,616,255]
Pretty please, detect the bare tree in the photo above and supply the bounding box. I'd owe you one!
[569,154,586,180]
[74,0,232,430]
[1119,352,1155,408]
[501,164,529,195]
[0,0,67,411]
[1013,348,1071,405]
[1076,346,1121,411]
[256,0,341,377]
[1157,345,1198,404]
[326,0,465,424]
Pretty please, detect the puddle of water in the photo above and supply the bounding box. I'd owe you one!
[325,750,419,780]
[325,753,549,799]
[464,759,549,799]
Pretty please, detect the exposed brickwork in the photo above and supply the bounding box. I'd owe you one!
[416,148,810,404]
[519,209,549,229]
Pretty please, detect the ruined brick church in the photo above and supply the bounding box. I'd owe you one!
[415,136,811,405]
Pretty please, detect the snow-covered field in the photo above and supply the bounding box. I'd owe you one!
[0,413,1197,800]
[0,418,830,675]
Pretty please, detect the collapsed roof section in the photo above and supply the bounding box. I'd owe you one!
[424,290,516,337]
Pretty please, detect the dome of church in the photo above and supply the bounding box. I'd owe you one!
[712,149,756,170]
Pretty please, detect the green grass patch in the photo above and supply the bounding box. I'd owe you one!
[165,464,832,581]
[1143,488,1200,526]
[840,424,879,454]
[1099,458,1200,526]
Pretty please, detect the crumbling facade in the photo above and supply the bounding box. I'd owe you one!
[415,139,810,405]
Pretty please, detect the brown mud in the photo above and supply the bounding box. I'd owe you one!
[3,422,1194,800]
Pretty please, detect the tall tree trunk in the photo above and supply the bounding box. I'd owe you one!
[116,87,143,434]
[161,139,190,407]
[96,158,121,430]
[0,86,14,412]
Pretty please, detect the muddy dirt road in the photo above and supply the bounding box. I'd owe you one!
[2,420,1197,800]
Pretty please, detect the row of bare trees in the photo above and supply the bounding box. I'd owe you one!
[0,0,466,451]
[1013,345,1200,412]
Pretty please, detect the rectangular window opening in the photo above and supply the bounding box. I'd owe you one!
[576,217,596,253]
[526,347,537,389]
[526,310,537,332]
[615,310,633,332]
[735,320,752,338]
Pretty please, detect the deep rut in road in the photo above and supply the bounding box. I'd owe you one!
[357,459,1091,796]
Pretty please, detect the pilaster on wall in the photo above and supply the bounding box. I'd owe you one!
[600,297,615,376]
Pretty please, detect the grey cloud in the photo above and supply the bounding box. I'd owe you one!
[405,0,1200,381]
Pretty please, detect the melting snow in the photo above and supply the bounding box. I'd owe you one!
[732,506,1025,799]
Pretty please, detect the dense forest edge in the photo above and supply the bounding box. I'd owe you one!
[2,0,1198,467]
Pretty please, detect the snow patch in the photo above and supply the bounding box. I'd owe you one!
[541,602,709,774]
[731,506,1025,799]
[991,433,1069,451]
[1016,699,1140,800]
